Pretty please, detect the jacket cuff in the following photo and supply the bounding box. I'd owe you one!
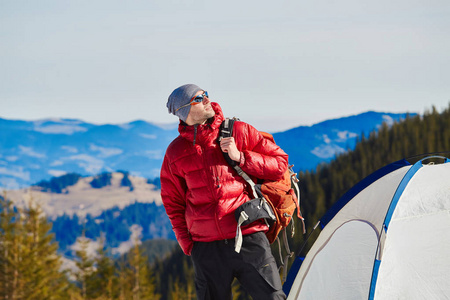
[239,151,245,167]
[181,240,194,256]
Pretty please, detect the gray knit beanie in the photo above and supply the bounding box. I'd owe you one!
[167,84,203,122]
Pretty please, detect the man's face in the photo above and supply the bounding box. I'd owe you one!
[185,90,215,125]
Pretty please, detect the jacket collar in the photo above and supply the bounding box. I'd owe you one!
[178,102,224,145]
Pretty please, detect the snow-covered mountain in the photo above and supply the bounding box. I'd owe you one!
[0,118,178,189]
[273,111,415,171]
[0,111,415,189]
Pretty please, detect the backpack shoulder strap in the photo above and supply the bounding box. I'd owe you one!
[219,118,275,253]
[219,118,261,198]
[219,118,237,167]
[220,117,235,138]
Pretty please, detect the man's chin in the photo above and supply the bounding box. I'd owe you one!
[205,107,215,117]
[207,111,215,119]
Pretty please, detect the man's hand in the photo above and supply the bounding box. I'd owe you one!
[220,137,241,162]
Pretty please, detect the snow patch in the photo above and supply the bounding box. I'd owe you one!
[382,115,395,126]
[154,122,178,130]
[61,145,78,153]
[34,124,87,135]
[48,170,67,177]
[33,118,83,126]
[0,166,30,180]
[89,144,123,158]
[118,123,132,130]
[59,256,78,275]
[146,150,163,160]
[311,144,346,159]
[50,160,64,166]
[112,225,143,255]
[140,133,157,139]
[5,156,19,162]
[336,130,358,141]
[19,145,46,158]
[70,236,103,259]
[67,154,104,174]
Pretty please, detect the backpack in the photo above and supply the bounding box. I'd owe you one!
[219,118,305,280]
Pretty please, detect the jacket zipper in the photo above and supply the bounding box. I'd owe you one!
[216,176,221,188]
[192,123,225,239]
[204,154,225,239]
[193,124,198,146]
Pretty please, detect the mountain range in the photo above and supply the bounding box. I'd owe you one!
[0,111,415,189]
[1,110,416,259]
[273,111,415,171]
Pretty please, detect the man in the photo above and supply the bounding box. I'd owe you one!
[160,84,288,300]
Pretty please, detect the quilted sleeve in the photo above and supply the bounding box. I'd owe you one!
[235,122,289,181]
[160,154,193,256]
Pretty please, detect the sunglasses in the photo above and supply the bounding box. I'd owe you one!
[175,91,209,112]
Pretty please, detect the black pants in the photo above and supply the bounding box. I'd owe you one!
[191,232,286,300]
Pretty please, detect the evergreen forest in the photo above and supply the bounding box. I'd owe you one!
[0,104,448,300]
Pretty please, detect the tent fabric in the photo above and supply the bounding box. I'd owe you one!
[319,159,411,227]
[286,157,450,300]
[373,163,450,299]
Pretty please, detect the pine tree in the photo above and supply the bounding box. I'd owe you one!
[168,259,195,300]
[19,196,69,299]
[117,258,133,300]
[0,192,70,299]
[128,238,160,300]
[88,236,117,300]
[73,233,95,299]
[0,191,19,298]
[99,241,117,299]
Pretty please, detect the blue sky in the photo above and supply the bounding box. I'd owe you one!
[1,0,449,132]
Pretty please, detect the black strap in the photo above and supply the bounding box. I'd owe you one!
[218,118,237,167]
[219,118,263,199]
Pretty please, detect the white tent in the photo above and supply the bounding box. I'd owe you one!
[285,156,450,299]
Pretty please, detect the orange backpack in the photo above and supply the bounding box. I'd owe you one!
[258,131,305,243]
[219,118,305,276]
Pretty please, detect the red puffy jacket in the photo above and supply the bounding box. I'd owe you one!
[160,102,289,255]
